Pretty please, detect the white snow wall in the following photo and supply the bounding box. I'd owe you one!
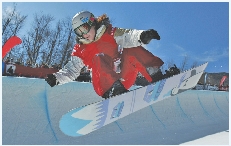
[2,77,229,145]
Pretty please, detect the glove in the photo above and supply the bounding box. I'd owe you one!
[140,29,160,44]
[45,74,59,87]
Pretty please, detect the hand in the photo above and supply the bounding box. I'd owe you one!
[45,74,58,87]
[140,29,160,44]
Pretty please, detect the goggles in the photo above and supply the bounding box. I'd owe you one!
[74,23,91,37]
[74,14,95,37]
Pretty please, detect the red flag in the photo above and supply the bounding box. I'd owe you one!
[2,36,22,58]
[219,76,227,87]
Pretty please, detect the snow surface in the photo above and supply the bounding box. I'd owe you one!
[2,76,229,145]
[180,130,229,145]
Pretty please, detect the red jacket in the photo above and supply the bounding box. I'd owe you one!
[72,26,122,95]
[72,26,119,69]
[71,25,164,96]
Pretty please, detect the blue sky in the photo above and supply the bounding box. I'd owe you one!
[2,2,229,73]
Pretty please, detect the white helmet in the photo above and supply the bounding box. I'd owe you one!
[72,11,95,36]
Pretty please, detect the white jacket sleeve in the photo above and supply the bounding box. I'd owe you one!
[114,27,144,48]
[54,56,84,85]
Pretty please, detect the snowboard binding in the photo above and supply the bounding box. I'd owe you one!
[135,64,181,86]
[163,64,181,78]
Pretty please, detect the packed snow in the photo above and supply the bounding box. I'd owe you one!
[2,76,229,145]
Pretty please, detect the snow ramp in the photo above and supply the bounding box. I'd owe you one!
[2,77,229,145]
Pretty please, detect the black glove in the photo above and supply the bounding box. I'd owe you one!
[140,29,160,44]
[45,74,59,87]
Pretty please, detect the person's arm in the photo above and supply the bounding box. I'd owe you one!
[45,56,84,87]
[55,56,84,84]
[114,27,160,48]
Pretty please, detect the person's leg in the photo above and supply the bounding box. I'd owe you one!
[91,54,127,98]
[120,46,164,87]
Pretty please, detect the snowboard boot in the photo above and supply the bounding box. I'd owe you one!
[102,80,128,99]
[163,64,180,78]
[150,69,164,83]
[135,67,164,86]
[135,73,150,86]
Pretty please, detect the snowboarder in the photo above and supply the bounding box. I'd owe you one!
[45,11,164,99]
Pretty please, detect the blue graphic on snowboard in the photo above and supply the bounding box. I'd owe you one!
[94,100,110,130]
[143,79,166,103]
[111,101,124,119]
[171,69,196,95]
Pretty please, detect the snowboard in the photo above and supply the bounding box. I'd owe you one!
[59,62,208,137]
